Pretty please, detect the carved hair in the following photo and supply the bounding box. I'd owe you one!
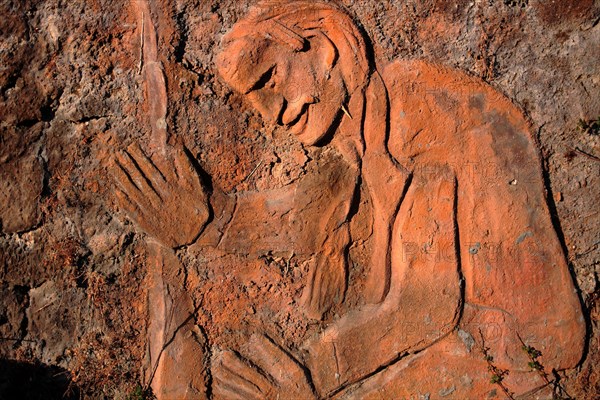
[221,0,373,93]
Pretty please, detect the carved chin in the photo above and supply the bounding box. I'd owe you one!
[292,107,339,146]
[293,124,326,146]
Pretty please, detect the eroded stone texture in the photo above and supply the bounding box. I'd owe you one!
[0,283,28,357]
[106,1,588,398]
[26,280,87,365]
[0,150,44,234]
[2,0,598,398]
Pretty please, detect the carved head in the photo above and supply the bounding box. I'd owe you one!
[216,0,372,145]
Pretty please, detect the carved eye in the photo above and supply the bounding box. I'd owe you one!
[247,65,276,93]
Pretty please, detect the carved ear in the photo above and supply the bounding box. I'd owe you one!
[315,32,338,71]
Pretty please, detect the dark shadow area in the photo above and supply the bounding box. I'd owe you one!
[0,359,80,400]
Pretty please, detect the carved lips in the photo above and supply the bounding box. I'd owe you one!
[287,104,309,135]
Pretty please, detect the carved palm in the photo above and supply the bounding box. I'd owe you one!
[111,143,210,248]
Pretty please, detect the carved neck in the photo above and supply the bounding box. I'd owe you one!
[332,72,391,172]
[331,84,368,170]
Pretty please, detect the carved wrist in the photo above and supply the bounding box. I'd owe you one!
[195,190,236,247]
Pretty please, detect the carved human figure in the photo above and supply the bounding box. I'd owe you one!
[113,0,586,398]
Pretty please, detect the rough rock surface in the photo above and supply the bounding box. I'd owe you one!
[0,0,599,399]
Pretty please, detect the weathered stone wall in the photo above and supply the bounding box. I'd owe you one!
[1,0,598,398]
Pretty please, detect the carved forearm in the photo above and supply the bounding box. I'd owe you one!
[304,167,461,397]
[210,187,297,254]
[304,267,461,397]
[145,241,206,397]
[194,188,236,247]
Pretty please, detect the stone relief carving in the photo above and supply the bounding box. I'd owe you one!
[112,1,586,398]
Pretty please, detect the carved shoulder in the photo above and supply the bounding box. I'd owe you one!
[382,60,534,167]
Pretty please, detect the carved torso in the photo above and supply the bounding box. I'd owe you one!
[384,60,584,368]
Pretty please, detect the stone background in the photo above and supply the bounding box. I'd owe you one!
[0,0,598,398]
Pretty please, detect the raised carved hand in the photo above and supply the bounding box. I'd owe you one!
[212,334,316,400]
[111,143,210,248]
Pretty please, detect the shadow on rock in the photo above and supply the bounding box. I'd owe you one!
[0,359,79,400]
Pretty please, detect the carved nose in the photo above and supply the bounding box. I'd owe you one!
[247,91,284,125]
[281,94,316,125]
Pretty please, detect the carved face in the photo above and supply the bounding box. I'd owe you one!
[217,33,347,145]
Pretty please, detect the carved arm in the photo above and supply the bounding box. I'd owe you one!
[303,168,462,397]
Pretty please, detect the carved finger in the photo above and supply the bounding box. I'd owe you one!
[115,188,149,226]
[220,351,273,394]
[299,258,319,319]
[212,378,248,400]
[245,334,303,385]
[149,150,177,183]
[212,359,265,400]
[112,161,154,211]
[111,158,141,195]
[303,250,342,319]
[127,145,175,202]
[174,147,201,191]
[127,143,167,187]
[307,266,322,315]
[116,151,162,204]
